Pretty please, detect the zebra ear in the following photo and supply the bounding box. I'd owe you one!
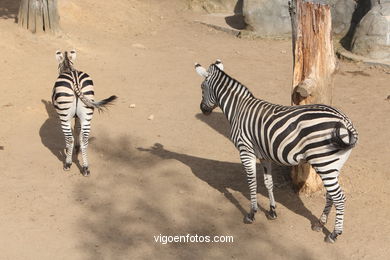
[195,63,209,78]
[215,59,224,70]
[55,50,64,63]
[69,50,77,61]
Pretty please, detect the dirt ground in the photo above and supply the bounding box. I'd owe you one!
[0,0,389,259]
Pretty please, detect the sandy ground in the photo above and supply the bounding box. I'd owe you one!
[0,0,389,259]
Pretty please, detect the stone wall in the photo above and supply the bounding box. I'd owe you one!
[189,0,390,60]
[243,0,357,37]
[189,0,360,37]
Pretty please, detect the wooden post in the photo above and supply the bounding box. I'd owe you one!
[289,0,337,194]
[18,0,60,33]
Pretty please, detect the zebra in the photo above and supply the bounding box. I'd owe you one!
[52,50,117,176]
[194,60,358,243]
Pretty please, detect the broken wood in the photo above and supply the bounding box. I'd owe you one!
[289,0,337,194]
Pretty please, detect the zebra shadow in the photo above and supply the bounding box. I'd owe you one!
[139,112,329,235]
[40,99,66,164]
[40,99,95,172]
[138,143,329,235]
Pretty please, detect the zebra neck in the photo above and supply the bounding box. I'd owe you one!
[216,82,254,122]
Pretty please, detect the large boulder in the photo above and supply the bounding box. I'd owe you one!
[332,0,357,34]
[243,0,356,37]
[243,0,291,36]
[351,3,390,60]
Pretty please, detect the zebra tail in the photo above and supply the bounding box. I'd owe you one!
[93,95,118,112]
[73,81,118,112]
[331,121,358,150]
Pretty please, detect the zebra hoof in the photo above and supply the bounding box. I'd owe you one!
[266,210,277,220]
[244,213,255,224]
[325,233,337,244]
[63,163,72,171]
[312,221,324,232]
[82,167,90,177]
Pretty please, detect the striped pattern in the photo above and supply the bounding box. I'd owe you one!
[52,51,117,176]
[195,61,358,243]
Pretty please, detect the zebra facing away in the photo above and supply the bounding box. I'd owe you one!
[194,60,358,243]
[52,50,117,176]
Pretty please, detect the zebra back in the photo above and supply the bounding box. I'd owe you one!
[201,63,358,165]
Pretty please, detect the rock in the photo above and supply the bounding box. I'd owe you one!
[243,0,291,37]
[131,43,146,49]
[148,115,154,120]
[243,0,356,37]
[331,0,357,35]
[372,0,390,6]
[352,3,390,60]
[129,104,136,108]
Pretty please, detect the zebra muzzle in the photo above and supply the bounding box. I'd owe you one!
[200,103,213,115]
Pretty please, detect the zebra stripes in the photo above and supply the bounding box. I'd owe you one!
[195,60,358,243]
[52,50,117,176]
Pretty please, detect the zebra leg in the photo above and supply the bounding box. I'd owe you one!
[79,120,91,176]
[318,171,345,243]
[61,121,74,171]
[261,160,277,220]
[240,150,258,224]
[326,184,345,243]
[312,192,333,232]
[311,150,351,243]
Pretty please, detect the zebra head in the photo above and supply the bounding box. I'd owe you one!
[56,50,77,74]
[195,60,224,115]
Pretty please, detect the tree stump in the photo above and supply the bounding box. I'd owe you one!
[18,0,60,33]
[289,0,337,194]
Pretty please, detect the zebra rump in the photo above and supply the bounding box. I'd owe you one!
[331,122,358,149]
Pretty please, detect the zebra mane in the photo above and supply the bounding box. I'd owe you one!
[210,64,255,99]
[58,51,76,74]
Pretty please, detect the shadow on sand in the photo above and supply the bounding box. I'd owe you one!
[137,111,329,236]
[75,133,320,259]
[225,0,246,30]
[39,99,65,164]
[0,0,20,21]
[138,143,327,233]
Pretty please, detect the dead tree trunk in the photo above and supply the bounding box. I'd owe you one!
[18,0,59,33]
[289,0,337,194]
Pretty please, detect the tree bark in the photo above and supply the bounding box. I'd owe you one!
[289,0,337,194]
[18,0,59,33]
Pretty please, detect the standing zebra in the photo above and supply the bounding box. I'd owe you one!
[194,60,357,243]
[52,50,117,176]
